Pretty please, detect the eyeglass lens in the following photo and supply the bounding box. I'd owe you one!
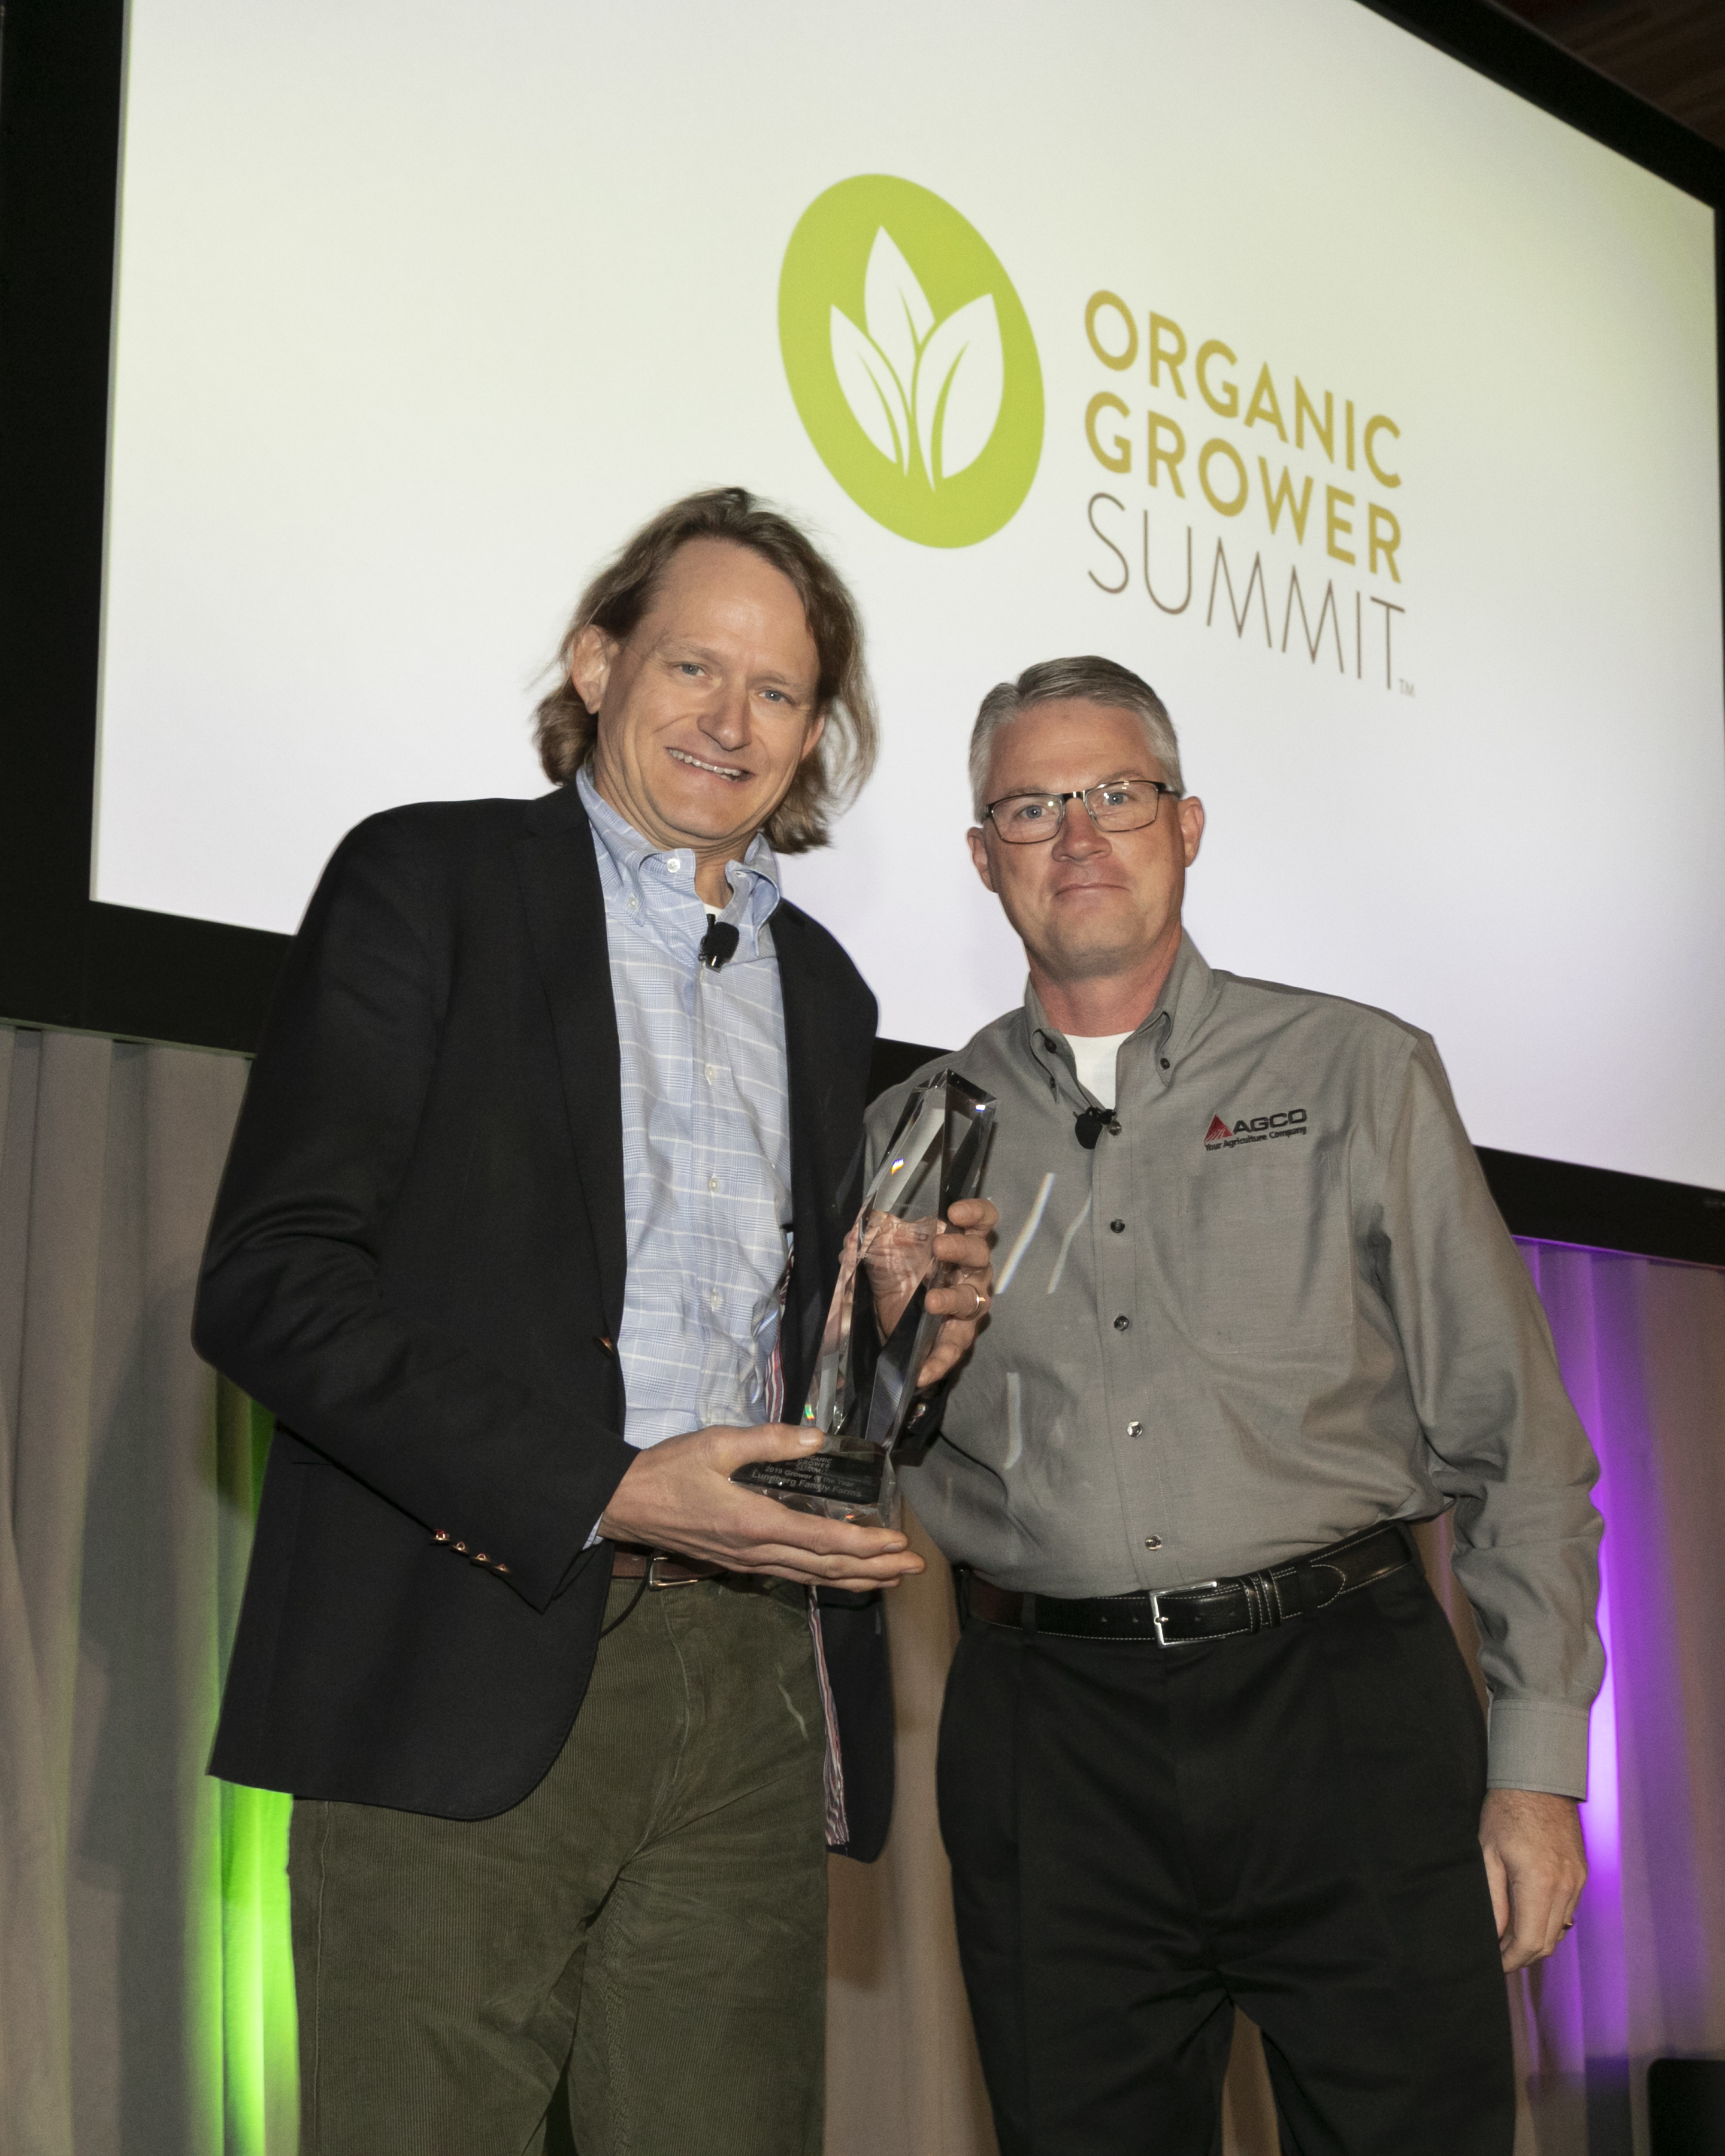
[990,781,1166,843]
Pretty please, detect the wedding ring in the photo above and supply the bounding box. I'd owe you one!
[964,1282,986,1319]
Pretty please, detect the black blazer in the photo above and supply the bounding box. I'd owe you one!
[196,782,896,1855]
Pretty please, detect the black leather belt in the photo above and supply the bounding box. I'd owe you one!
[962,1520,1418,1646]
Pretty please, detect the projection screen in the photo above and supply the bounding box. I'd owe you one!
[89,0,1725,1194]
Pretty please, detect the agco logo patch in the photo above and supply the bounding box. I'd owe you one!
[1204,1109,1308,1151]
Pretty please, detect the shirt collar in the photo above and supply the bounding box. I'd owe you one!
[576,766,782,955]
[1021,930,1213,1098]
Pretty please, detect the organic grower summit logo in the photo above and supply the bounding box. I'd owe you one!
[833,229,1000,488]
[779,175,1043,547]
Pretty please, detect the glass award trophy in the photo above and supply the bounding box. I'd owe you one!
[733,1071,995,1528]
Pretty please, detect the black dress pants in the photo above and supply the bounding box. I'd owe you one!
[936,1567,1515,2156]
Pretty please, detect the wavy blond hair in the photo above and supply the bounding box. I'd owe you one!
[534,487,877,853]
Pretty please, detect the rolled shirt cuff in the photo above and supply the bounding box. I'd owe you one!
[1485,1699,1591,1800]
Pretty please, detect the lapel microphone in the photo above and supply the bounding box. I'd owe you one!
[699,920,741,971]
[1075,1105,1121,1149]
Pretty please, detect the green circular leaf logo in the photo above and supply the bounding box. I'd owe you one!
[780,175,1043,549]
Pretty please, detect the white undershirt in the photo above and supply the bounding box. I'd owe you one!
[1067,1030,1133,1106]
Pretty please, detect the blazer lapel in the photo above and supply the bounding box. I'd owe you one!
[774,906,871,1413]
[512,786,628,1339]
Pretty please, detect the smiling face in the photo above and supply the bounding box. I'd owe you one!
[967,699,1205,1015]
[571,538,825,893]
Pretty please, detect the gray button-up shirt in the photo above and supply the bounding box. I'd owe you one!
[869,935,1604,1798]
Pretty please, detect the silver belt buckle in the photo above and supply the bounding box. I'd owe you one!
[647,1552,706,1589]
[1149,1580,1219,1646]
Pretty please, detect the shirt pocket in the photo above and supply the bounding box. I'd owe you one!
[1173,1148,1352,1366]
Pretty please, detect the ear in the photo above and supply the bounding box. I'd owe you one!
[967,825,998,894]
[797,709,827,765]
[1178,795,1205,867]
[568,623,616,717]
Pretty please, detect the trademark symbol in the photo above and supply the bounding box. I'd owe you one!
[1398,678,1415,697]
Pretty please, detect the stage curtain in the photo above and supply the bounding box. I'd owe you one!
[2,1019,1721,2156]
[0,1022,298,2156]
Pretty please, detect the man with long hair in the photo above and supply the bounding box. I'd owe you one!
[195,489,994,2155]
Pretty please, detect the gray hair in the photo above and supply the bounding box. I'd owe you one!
[967,656,1183,820]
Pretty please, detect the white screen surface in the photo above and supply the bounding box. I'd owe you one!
[95,0,1725,1189]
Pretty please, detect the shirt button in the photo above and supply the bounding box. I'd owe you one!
[1127,1420,1143,1438]
[1145,1535,1163,1550]
[1110,1219,1125,1234]
[705,1064,717,1083]
[627,895,639,912]
[708,1175,720,1192]
[1160,1058,1170,1070]
[665,856,681,873]
[710,1289,722,1310]
[1113,1314,1130,1331]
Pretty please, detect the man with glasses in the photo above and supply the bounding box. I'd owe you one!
[871,656,1602,2156]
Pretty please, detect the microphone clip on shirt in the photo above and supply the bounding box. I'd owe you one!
[700,920,741,971]
[1074,1105,1121,1150]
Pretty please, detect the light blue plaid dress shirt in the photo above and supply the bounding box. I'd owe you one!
[577,773,852,1845]
[576,768,792,1450]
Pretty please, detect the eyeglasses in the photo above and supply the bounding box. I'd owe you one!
[983,777,1181,844]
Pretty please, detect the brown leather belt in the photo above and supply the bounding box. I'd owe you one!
[962,1521,1417,1646]
[610,1545,733,1589]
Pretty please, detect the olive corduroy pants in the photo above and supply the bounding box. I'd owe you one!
[287,1574,829,2156]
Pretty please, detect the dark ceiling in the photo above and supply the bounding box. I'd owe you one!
[1493,0,1725,147]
